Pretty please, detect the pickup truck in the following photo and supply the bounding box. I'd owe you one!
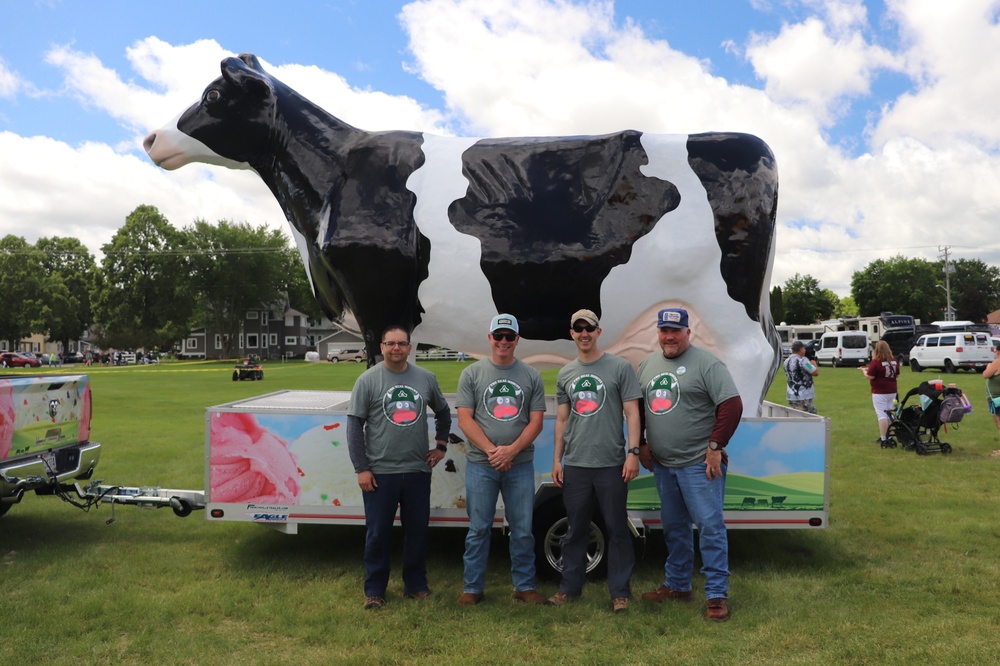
[1,373,203,519]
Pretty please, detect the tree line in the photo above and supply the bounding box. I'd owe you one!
[770,257,1000,324]
[0,205,319,359]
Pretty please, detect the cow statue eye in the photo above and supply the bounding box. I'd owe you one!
[205,89,221,104]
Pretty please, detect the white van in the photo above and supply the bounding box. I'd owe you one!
[815,331,870,367]
[908,331,993,373]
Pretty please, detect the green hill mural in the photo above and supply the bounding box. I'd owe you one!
[626,472,824,511]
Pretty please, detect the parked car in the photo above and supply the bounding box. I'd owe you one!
[908,331,993,373]
[327,348,367,363]
[61,351,86,364]
[0,352,41,368]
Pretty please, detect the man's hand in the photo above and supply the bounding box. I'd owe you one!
[638,443,655,472]
[487,445,516,471]
[552,460,564,488]
[705,448,723,480]
[426,447,446,468]
[622,454,640,482]
[357,470,377,492]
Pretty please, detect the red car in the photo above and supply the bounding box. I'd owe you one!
[0,352,41,368]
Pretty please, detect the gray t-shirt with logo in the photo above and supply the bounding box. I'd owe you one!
[456,358,546,467]
[348,363,449,474]
[556,353,642,468]
[638,346,740,468]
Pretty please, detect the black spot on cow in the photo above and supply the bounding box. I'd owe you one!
[448,131,680,340]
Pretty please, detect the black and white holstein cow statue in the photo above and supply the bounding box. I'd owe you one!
[145,54,781,411]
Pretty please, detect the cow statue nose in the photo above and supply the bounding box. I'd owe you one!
[142,131,157,153]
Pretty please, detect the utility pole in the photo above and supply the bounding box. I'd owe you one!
[939,245,954,321]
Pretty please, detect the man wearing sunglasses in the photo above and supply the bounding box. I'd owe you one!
[347,325,451,610]
[550,309,642,613]
[637,308,742,621]
[455,314,549,606]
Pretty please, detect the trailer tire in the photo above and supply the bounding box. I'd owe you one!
[171,498,194,517]
[532,500,608,580]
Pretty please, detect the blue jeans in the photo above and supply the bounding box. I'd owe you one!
[463,460,536,594]
[652,461,729,599]
[361,471,431,597]
[561,465,634,599]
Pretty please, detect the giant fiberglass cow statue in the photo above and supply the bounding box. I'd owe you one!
[144,54,780,411]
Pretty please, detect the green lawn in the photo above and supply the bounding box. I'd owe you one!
[2,359,999,665]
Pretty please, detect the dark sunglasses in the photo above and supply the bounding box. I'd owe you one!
[572,324,597,333]
[491,332,517,342]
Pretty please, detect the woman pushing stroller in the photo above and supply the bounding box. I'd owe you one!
[863,341,899,447]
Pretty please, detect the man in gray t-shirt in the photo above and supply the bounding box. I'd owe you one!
[551,309,641,614]
[455,314,549,606]
[637,308,742,622]
[347,325,450,611]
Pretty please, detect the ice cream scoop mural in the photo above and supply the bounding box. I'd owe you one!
[209,412,300,504]
[145,54,781,412]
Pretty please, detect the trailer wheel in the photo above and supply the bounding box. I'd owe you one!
[171,498,194,517]
[532,501,608,579]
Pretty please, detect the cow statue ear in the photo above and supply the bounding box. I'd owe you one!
[238,53,265,72]
[221,56,273,99]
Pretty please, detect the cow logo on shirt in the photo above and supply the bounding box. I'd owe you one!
[645,372,679,415]
[483,379,524,421]
[569,374,605,417]
[382,385,423,426]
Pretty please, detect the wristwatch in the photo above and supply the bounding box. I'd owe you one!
[436,442,448,453]
[708,441,724,451]
[628,447,641,456]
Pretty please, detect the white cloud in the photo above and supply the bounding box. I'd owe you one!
[0,58,22,98]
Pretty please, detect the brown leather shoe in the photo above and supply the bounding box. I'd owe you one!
[513,589,553,605]
[405,589,433,600]
[363,596,385,610]
[548,591,579,605]
[641,585,693,603]
[706,597,730,621]
[612,597,630,613]
[458,592,485,606]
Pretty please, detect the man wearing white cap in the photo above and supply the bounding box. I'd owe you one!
[637,308,743,621]
[550,309,642,613]
[455,313,550,606]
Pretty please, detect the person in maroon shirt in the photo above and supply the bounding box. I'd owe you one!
[863,341,899,446]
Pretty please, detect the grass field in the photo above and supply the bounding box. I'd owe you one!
[2,359,1000,665]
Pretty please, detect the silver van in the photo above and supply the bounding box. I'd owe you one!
[908,332,993,373]
[815,331,870,367]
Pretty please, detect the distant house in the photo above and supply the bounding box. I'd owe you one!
[178,303,316,360]
[315,323,366,361]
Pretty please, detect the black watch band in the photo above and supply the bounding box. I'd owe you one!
[436,443,448,453]
[628,447,641,456]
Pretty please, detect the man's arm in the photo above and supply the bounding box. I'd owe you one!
[705,395,743,481]
[552,402,571,487]
[346,415,377,492]
[622,399,641,482]
[457,407,496,456]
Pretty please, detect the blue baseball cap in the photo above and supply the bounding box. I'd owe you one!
[490,314,519,334]
[657,308,689,329]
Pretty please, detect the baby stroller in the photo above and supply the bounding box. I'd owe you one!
[884,380,967,455]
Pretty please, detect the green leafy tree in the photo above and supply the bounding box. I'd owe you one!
[181,219,297,359]
[769,285,785,324]
[850,256,940,322]
[35,236,97,354]
[92,205,195,350]
[834,295,859,318]
[782,274,834,323]
[0,236,47,349]
[946,258,1000,322]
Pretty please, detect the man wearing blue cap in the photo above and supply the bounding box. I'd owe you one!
[637,308,743,621]
[455,313,549,606]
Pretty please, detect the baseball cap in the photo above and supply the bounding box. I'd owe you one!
[489,314,519,334]
[657,308,689,329]
[570,309,599,327]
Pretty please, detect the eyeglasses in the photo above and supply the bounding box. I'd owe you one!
[491,332,517,342]
[381,340,410,348]
[572,324,597,333]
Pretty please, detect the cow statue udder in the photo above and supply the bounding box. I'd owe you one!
[144,53,781,411]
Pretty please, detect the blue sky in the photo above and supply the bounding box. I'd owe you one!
[2,0,999,299]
